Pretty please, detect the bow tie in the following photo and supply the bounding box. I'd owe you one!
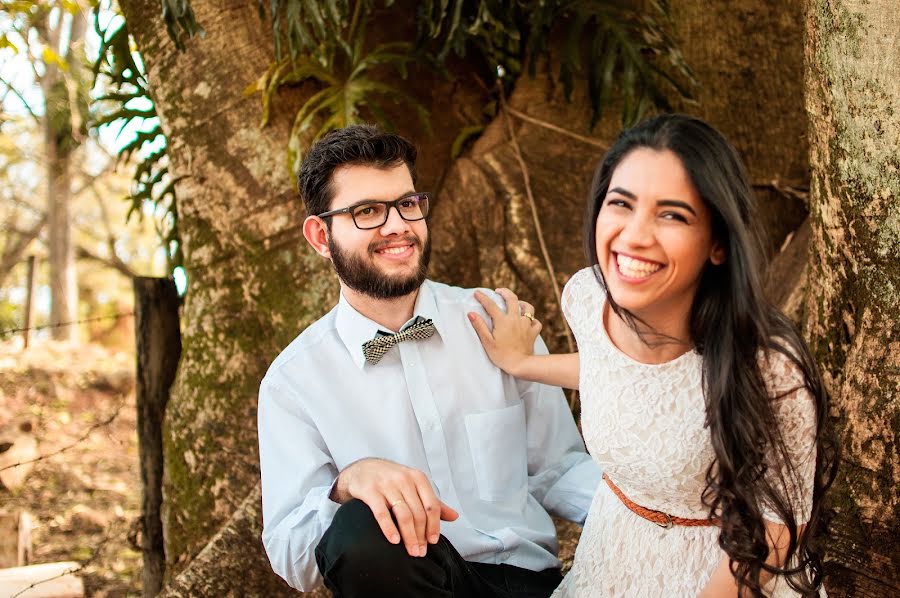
[362,317,436,364]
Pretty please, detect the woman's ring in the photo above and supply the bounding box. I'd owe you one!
[522,312,535,321]
[389,499,405,508]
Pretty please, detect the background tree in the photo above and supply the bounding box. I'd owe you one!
[1,0,92,341]
[0,1,172,347]
[104,0,894,595]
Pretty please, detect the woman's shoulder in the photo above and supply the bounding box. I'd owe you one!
[563,266,604,299]
[562,267,605,337]
[562,266,604,321]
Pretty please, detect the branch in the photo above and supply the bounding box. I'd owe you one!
[76,181,137,278]
[0,76,41,125]
[0,215,46,287]
[76,243,136,277]
[3,207,137,279]
[505,106,608,150]
[751,179,809,203]
[4,196,45,216]
[498,83,577,410]
[71,159,117,198]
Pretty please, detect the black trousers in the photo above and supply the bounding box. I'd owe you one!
[315,499,562,598]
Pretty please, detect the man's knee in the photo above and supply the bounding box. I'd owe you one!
[318,499,391,563]
[316,499,411,574]
[316,499,448,595]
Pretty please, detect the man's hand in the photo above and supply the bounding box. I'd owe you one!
[331,458,459,557]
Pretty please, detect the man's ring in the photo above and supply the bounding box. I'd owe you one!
[389,499,405,508]
[522,312,535,321]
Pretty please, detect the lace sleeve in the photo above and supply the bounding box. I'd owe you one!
[760,352,818,525]
[562,267,603,341]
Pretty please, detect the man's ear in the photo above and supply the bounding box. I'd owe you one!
[303,215,332,259]
[710,241,727,266]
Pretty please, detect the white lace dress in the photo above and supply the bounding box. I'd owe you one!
[554,267,819,597]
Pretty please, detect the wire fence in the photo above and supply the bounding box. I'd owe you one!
[0,311,134,340]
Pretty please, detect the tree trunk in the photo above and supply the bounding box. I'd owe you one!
[119,0,816,593]
[44,92,77,343]
[118,0,328,584]
[667,0,811,257]
[431,0,812,365]
[42,12,86,343]
[117,2,484,591]
[805,2,900,596]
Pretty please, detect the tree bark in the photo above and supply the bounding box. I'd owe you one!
[42,11,87,343]
[44,92,77,342]
[117,0,329,583]
[666,0,811,255]
[431,0,813,365]
[158,485,305,598]
[117,2,484,591]
[805,1,900,596]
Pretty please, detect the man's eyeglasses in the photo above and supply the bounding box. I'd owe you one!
[317,192,431,230]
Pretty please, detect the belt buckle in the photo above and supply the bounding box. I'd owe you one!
[656,513,674,529]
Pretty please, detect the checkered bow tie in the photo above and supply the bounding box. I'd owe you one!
[362,317,436,364]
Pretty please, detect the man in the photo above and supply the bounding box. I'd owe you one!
[258,124,600,597]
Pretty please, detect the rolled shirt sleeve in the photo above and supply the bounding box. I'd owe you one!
[519,337,602,524]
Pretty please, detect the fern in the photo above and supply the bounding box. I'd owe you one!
[157,0,696,166]
[250,2,430,171]
[89,6,182,270]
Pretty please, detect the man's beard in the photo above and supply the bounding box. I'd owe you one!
[328,233,431,299]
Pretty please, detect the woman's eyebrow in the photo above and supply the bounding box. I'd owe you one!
[656,199,697,216]
[607,186,636,199]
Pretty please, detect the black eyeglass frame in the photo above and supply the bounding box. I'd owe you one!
[316,192,431,230]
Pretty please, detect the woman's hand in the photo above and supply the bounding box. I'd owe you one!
[468,288,541,377]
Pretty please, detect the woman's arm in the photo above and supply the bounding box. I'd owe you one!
[698,521,798,598]
[468,288,580,390]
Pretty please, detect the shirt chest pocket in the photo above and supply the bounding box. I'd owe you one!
[464,402,528,502]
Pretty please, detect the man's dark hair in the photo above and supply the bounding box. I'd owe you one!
[297,124,418,217]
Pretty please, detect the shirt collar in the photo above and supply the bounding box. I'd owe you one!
[335,280,445,369]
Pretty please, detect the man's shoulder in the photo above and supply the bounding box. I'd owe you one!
[264,306,339,378]
[427,279,504,313]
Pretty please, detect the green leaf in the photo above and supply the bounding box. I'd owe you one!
[89,3,182,268]
[160,0,204,51]
[450,124,485,159]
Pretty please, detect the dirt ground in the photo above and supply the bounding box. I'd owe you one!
[0,340,141,597]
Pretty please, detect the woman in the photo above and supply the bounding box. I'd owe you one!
[469,115,837,597]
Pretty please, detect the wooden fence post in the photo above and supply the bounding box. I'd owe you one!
[133,278,181,597]
[23,256,36,349]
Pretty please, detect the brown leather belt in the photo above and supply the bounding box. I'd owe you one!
[602,473,719,529]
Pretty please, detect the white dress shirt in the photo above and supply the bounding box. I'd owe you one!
[258,279,601,591]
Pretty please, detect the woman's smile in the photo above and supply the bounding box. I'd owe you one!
[595,147,725,328]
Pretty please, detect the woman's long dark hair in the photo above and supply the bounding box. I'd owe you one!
[584,114,838,596]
